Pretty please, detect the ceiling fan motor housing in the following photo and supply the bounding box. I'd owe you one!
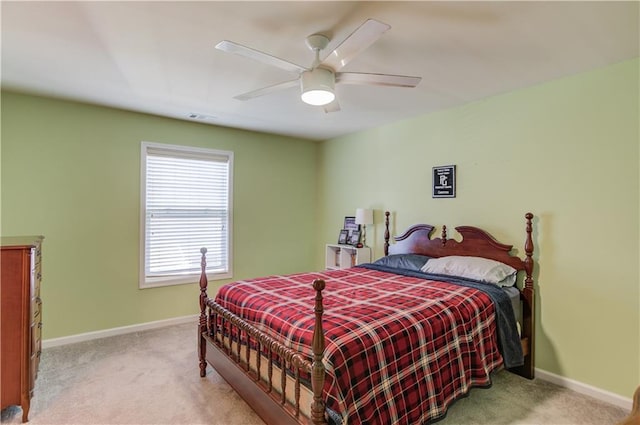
[300,67,335,106]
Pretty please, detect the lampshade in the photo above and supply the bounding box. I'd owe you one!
[355,208,373,225]
[300,68,335,106]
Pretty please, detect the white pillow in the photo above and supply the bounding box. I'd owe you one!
[421,255,517,287]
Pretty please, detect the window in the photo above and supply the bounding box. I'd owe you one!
[140,142,233,288]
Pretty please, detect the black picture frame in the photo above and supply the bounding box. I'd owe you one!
[338,229,349,244]
[349,230,361,246]
[432,165,456,198]
[343,216,360,239]
[343,216,358,231]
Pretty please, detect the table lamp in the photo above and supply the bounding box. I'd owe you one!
[355,208,374,247]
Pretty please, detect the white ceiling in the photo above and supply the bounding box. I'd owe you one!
[2,1,638,141]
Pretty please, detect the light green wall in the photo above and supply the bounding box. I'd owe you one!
[2,58,638,400]
[318,59,639,398]
[1,91,318,339]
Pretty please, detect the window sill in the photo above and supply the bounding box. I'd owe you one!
[139,271,232,289]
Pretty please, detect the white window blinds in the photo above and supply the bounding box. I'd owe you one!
[140,142,233,288]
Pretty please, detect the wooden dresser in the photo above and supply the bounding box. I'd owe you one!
[1,236,43,422]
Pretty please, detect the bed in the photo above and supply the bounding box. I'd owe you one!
[198,212,535,425]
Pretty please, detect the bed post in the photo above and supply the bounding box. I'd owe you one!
[198,247,208,378]
[514,213,535,379]
[310,279,328,425]
[523,212,535,379]
[384,211,390,256]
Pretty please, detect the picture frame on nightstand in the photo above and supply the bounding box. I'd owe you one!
[338,230,349,244]
[343,216,360,239]
[348,230,361,246]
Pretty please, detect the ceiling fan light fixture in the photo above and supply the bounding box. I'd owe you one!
[300,68,335,106]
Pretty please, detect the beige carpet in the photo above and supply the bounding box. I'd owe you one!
[1,322,629,424]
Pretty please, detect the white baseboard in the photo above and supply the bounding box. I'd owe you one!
[41,323,634,412]
[536,368,632,411]
[42,314,198,349]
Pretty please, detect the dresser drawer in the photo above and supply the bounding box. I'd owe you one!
[30,322,42,355]
[35,322,42,375]
[29,356,39,395]
[31,263,42,297]
[31,322,42,386]
[32,297,42,323]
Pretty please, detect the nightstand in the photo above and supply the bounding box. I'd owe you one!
[325,244,371,270]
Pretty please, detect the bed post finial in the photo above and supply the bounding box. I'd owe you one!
[524,213,534,289]
[384,211,390,256]
[198,247,208,378]
[441,225,448,246]
[311,279,327,425]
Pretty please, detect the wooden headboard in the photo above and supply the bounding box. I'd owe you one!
[384,211,534,275]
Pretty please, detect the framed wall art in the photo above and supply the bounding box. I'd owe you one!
[432,165,456,198]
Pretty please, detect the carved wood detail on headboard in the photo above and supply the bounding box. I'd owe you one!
[383,212,534,272]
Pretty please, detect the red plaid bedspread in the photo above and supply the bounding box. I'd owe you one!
[215,267,503,425]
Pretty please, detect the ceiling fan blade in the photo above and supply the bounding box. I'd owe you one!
[321,19,391,71]
[216,40,308,74]
[336,72,421,88]
[233,79,299,101]
[323,99,341,113]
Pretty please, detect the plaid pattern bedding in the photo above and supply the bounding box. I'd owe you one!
[215,266,503,425]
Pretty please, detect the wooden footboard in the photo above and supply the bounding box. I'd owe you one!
[198,248,327,425]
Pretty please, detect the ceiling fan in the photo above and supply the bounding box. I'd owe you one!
[215,19,421,112]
